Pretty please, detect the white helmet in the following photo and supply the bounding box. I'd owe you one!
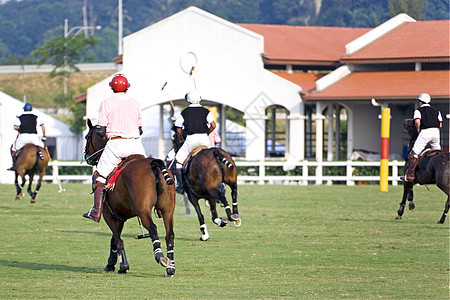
[185,90,201,104]
[417,93,431,104]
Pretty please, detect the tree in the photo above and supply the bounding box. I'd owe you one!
[388,0,424,19]
[32,34,98,94]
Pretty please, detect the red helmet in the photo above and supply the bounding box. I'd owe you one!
[109,74,130,92]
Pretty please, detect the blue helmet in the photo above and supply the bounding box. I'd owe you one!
[23,103,33,111]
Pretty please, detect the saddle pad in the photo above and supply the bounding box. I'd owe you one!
[105,154,145,191]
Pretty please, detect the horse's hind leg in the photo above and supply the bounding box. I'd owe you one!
[161,209,175,277]
[437,195,449,224]
[14,173,24,200]
[30,173,45,203]
[27,173,35,202]
[140,213,170,267]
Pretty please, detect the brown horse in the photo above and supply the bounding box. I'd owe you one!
[396,119,450,223]
[14,143,49,203]
[180,146,240,241]
[84,119,176,276]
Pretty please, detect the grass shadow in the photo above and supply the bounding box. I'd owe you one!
[0,259,100,273]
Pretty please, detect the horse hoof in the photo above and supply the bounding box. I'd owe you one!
[159,257,170,267]
[104,265,115,272]
[165,265,175,277]
[408,203,415,210]
[30,199,36,204]
[200,235,209,241]
[395,215,402,220]
[234,218,242,227]
[118,265,129,274]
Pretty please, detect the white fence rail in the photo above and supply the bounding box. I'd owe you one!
[43,159,405,186]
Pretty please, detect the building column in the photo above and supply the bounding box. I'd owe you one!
[244,115,266,161]
[327,104,334,161]
[315,102,325,185]
[288,113,305,160]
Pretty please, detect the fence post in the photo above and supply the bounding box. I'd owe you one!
[392,160,398,186]
[301,161,308,185]
[52,160,59,184]
[346,160,355,186]
[258,159,265,185]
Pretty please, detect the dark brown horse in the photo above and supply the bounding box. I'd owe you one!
[84,119,176,276]
[396,119,450,223]
[14,143,49,203]
[180,146,240,241]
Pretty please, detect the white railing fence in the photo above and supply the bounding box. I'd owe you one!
[43,159,405,186]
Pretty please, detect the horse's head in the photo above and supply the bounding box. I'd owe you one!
[84,119,107,166]
[403,119,419,140]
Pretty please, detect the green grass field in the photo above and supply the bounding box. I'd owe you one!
[0,183,448,299]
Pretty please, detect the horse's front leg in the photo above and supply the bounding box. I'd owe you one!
[437,195,449,224]
[407,187,415,210]
[206,190,227,228]
[187,191,209,241]
[104,236,118,272]
[103,213,129,273]
[396,182,413,219]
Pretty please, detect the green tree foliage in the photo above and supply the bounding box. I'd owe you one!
[389,0,424,19]
[32,35,98,76]
[0,0,448,64]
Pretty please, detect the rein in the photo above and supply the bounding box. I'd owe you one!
[85,148,104,165]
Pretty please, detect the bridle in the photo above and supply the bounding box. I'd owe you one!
[84,128,105,166]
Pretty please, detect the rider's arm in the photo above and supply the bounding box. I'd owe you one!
[40,124,46,137]
[176,127,184,143]
[414,118,421,132]
[208,121,216,135]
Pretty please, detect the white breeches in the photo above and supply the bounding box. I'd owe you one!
[12,133,43,151]
[95,138,147,183]
[412,128,441,155]
[175,133,209,168]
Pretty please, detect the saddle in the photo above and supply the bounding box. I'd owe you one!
[417,149,442,164]
[182,145,208,173]
[105,154,145,191]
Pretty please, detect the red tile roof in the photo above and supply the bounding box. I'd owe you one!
[342,20,450,62]
[271,71,324,93]
[238,24,370,64]
[304,70,450,100]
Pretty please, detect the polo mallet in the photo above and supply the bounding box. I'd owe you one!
[134,216,150,239]
[189,66,197,90]
[44,146,65,192]
[161,81,175,111]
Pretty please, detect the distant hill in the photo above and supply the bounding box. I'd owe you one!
[0,0,448,64]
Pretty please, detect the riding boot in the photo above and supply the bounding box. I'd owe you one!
[83,182,104,222]
[175,169,185,195]
[7,151,17,171]
[405,154,418,182]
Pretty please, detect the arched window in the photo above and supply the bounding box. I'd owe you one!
[265,105,289,157]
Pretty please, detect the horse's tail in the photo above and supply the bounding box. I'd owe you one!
[213,149,234,170]
[150,159,174,185]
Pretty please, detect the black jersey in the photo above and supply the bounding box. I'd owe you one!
[180,107,210,135]
[18,113,38,134]
[417,106,441,129]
